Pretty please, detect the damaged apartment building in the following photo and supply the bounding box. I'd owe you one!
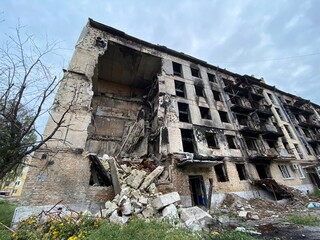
[22,19,320,210]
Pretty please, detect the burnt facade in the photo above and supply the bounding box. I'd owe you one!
[22,19,320,209]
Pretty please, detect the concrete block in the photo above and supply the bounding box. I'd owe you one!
[138,196,148,205]
[184,217,202,232]
[152,192,181,210]
[126,169,146,189]
[122,199,132,216]
[238,211,248,219]
[180,206,212,227]
[104,201,118,216]
[140,166,164,190]
[108,158,121,195]
[142,206,154,218]
[162,204,178,219]
[109,211,129,225]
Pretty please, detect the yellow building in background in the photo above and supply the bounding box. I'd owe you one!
[0,157,31,197]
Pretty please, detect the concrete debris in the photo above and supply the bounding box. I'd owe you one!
[161,204,179,220]
[180,206,212,229]
[126,169,146,189]
[238,210,248,219]
[139,166,164,190]
[152,192,180,210]
[142,206,155,219]
[109,210,129,226]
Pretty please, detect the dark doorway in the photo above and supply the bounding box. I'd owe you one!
[189,175,207,207]
[308,172,320,188]
[255,164,270,179]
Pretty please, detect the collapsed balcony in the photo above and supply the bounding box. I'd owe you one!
[285,101,313,116]
[250,101,273,119]
[298,120,320,129]
[261,124,284,139]
[229,96,255,114]
[174,152,223,168]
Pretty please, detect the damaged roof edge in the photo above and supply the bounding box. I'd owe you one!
[88,18,319,109]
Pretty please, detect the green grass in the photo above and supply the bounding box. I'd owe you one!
[87,219,199,240]
[287,213,320,226]
[0,199,16,240]
[311,188,320,198]
[204,230,258,240]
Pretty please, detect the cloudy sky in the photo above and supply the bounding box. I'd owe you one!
[1,0,320,104]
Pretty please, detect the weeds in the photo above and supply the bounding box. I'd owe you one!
[287,213,320,226]
[0,199,16,240]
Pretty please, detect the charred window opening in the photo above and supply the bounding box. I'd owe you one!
[205,132,218,148]
[266,139,277,149]
[236,164,248,180]
[175,80,186,98]
[294,144,304,159]
[226,135,237,149]
[200,107,211,120]
[195,85,204,97]
[219,111,229,123]
[276,108,285,121]
[245,137,257,151]
[178,102,190,123]
[283,141,293,154]
[207,73,216,82]
[172,61,182,77]
[255,164,270,179]
[214,164,229,182]
[181,129,195,153]
[302,128,311,138]
[41,154,47,160]
[212,90,222,101]
[89,155,112,186]
[236,114,248,125]
[189,175,207,207]
[191,67,201,78]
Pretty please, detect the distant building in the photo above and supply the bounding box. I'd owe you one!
[22,19,320,210]
[0,157,31,197]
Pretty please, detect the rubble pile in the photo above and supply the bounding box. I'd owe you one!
[220,188,311,220]
[92,155,212,230]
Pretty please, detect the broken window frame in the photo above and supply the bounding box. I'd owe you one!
[175,80,186,98]
[236,163,248,180]
[205,132,219,149]
[226,135,237,149]
[191,66,201,78]
[212,90,222,102]
[284,125,294,139]
[296,165,306,179]
[178,102,190,123]
[199,107,211,120]
[294,144,304,159]
[172,61,183,77]
[214,164,229,182]
[207,72,216,83]
[245,137,257,151]
[219,111,230,123]
[180,129,195,153]
[195,85,205,98]
[278,164,292,179]
[275,108,285,121]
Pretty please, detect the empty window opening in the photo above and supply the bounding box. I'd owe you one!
[189,175,207,207]
[181,129,195,153]
[207,73,216,82]
[296,165,305,178]
[41,154,47,160]
[255,164,270,179]
[284,125,294,139]
[283,141,293,154]
[266,139,277,149]
[214,164,229,182]
[226,135,237,149]
[276,108,285,121]
[245,138,257,151]
[175,80,186,98]
[205,132,218,148]
[278,165,292,179]
[172,61,182,77]
[219,111,229,123]
[294,144,304,159]
[178,102,190,123]
[267,93,276,104]
[236,114,248,125]
[212,90,222,101]
[236,164,248,180]
[89,155,112,186]
[191,67,201,78]
[200,107,211,120]
[302,128,311,138]
[195,85,204,97]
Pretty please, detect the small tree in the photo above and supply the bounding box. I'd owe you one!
[0,25,69,180]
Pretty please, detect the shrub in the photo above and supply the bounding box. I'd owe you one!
[0,199,16,240]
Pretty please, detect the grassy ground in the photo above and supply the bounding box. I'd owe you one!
[287,213,320,226]
[0,199,16,240]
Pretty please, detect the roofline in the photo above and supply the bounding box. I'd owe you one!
[88,18,319,108]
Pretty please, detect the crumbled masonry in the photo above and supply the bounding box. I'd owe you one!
[19,18,320,226]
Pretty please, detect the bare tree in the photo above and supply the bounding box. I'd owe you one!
[0,25,70,180]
